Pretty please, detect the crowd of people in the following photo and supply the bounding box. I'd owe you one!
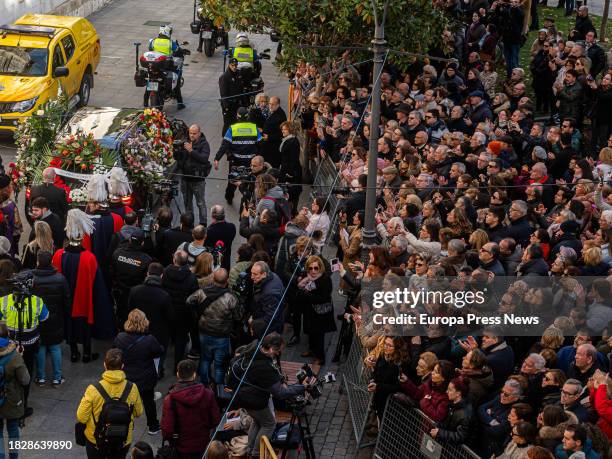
[285,1,612,458]
[0,1,611,459]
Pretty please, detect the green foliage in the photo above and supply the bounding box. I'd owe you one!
[198,0,448,69]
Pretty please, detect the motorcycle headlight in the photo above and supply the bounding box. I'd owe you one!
[11,97,39,113]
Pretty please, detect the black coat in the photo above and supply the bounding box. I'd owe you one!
[128,275,173,346]
[113,332,163,390]
[261,107,287,168]
[178,134,211,180]
[29,184,68,223]
[157,227,193,267]
[204,220,236,271]
[239,217,281,256]
[162,265,199,333]
[300,274,337,335]
[31,267,71,345]
[506,217,533,249]
[41,212,64,250]
[436,398,474,444]
[218,68,241,112]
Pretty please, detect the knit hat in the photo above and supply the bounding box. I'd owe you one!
[533,146,548,160]
[488,141,503,156]
[65,209,94,241]
[469,90,484,99]
[0,237,10,256]
[0,175,10,189]
[560,220,580,234]
[382,166,398,175]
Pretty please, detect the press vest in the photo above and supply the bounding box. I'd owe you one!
[0,294,44,346]
[228,122,259,162]
[152,37,172,56]
[233,47,254,64]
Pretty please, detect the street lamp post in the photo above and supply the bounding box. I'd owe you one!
[362,0,389,250]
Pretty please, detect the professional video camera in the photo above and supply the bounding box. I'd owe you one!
[295,363,324,399]
[332,186,352,196]
[8,272,34,296]
[228,165,253,182]
[153,179,179,197]
[139,210,155,235]
[232,271,251,305]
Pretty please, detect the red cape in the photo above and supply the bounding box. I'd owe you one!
[52,248,98,325]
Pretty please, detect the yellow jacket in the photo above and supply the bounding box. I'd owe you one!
[76,370,143,446]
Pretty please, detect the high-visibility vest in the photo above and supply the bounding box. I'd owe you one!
[0,294,44,345]
[233,46,254,64]
[152,37,172,56]
[230,122,258,145]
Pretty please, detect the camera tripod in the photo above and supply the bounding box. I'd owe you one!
[280,405,316,459]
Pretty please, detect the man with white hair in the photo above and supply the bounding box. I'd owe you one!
[520,353,547,408]
[376,216,404,248]
[529,162,555,208]
[507,200,532,248]
[29,167,68,223]
[389,235,410,268]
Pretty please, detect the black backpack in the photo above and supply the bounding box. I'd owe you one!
[92,381,134,452]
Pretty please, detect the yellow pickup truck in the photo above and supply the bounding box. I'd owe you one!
[0,14,100,133]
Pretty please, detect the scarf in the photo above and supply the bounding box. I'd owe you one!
[279,134,296,152]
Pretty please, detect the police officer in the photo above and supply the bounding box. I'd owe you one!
[148,25,186,109]
[219,57,242,136]
[0,281,49,419]
[214,107,261,205]
[110,229,152,327]
[227,33,261,107]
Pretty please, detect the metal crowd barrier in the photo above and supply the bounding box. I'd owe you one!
[260,435,278,459]
[373,396,481,459]
[310,155,342,246]
[340,326,375,449]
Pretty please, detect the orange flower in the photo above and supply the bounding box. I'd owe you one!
[81,164,87,170]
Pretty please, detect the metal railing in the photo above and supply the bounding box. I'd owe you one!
[310,154,342,246]
[373,396,480,459]
[340,326,375,449]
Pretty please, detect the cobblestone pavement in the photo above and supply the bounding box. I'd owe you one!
[0,0,363,457]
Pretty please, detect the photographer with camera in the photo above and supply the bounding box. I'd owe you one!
[229,332,311,459]
[0,271,49,420]
[176,124,211,226]
[236,155,270,213]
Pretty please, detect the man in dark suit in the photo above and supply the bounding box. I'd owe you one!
[261,96,287,168]
[30,197,64,250]
[204,204,236,271]
[29,168,68,223]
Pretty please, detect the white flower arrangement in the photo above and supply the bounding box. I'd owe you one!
[69,187,88,204]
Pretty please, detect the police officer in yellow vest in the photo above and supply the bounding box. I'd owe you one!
[213,106,262,204]
[148,25,186,109]
[0,285,49,419]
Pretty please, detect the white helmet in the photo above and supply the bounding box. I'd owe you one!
[159,25,173,38]
[236,32,249,47]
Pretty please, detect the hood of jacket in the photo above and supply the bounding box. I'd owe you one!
[0,342,16,357]
[164,265,193,283]
[144,275,163,287]
[283,222,307,238]
[185,242,207,259]
[101,369,127,385]
[169,381,208,406]
[32,266,59,278]
[120,225,139,240]
[265,186,285,200]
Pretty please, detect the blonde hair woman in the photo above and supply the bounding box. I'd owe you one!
[22,220,54,269]
[468,229,490,251]
[113,309,164,434]
[192,252,214,288]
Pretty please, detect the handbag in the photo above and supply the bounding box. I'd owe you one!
[156,398,180,459]
[74,422,87,446]
[312,302,333,315]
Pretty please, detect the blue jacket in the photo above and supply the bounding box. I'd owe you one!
[484,341,515,388]
[250,272,284,334]
[557,346,608,375]
[554,439,601,459]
